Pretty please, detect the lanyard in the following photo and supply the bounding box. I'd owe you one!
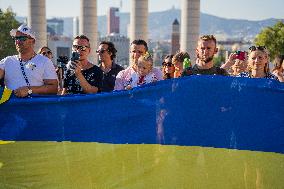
[19,58,31,88]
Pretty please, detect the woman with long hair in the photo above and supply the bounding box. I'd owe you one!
[238,46,284,82]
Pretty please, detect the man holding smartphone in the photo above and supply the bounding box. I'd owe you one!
[61,35,103,95]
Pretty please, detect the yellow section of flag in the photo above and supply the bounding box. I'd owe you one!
[0,141,283,189]
[0,87,12,104]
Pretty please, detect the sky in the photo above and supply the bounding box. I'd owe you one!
[0,0,284,21]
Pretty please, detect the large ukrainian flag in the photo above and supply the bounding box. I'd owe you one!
[0,76,284,188]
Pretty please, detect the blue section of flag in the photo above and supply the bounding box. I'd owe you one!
[0,76,284,153]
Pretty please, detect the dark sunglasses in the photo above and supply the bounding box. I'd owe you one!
[72,45,89,51]
[96,49,109,54]
[249,46,266,51]
[12,36,33,42]
[41,51,52,56]
[162,62,173,67]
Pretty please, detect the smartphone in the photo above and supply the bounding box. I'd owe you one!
[69,52,80,70]
[235,51,246,61]
[71,51,80,62]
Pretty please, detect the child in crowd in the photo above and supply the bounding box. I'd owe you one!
[172,51,190,78]
[125,52,158,90]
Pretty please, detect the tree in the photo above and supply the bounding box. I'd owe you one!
[254,21,284,60]
[0,8,20,60]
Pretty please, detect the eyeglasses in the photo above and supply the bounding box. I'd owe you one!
[96,49,109,54]
[72,45,90,51]
[249,46,266,52]
[41,51,52,56]
[12,36,33,42]
[162,62,173,67]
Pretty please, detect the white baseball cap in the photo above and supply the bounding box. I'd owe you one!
[10,24,36,40]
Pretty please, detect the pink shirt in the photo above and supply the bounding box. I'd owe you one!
[114,66,163,91]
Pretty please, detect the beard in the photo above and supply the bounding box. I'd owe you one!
[198,54,214,64]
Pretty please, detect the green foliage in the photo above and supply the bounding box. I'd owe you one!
[0,8,20,60]
[213,55,225,67]
[254,21,284,60]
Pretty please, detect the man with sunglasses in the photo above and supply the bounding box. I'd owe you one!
[0,24,58,97]
[97,41,124,92]
[114,39,163,90]
[62,35,103,94]
[182,35,228,76]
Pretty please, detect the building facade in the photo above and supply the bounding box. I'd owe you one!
[107,7,120,35]
[99,34,130,67]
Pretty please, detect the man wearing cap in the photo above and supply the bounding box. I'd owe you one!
[0,24,58,97]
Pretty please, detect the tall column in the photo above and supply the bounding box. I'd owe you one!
[80,0,97,63]
[130,0,148,44]
[180,0,200,62]
[28,0,46,52]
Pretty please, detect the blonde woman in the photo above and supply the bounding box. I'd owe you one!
[238,46,284,82]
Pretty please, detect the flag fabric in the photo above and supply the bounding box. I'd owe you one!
[0,75,284,188]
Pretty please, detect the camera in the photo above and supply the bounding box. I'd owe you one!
[235,51,246,61]
[56,56,69,68]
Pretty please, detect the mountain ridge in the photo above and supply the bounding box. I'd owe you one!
[16,8,283,41]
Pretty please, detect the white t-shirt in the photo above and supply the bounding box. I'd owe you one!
[0,54,58,90]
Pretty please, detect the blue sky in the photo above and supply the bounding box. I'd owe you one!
[0,0,284,21]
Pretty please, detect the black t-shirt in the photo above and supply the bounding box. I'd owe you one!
[64,65,103,94]
[182,64,228,76]
[101,63,124,92]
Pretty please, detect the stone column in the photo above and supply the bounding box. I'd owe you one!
[180,0,200,62]
[28,0,46,52]
[80,0,97,63]
[130,0,148,44]
[73,17,79,38]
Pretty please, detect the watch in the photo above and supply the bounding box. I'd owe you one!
[28,88,33,95]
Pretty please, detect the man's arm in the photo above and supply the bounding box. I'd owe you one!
[76,72,99,94]
[0,68,4,80]
[32,79,58,94]
[0,69,4,87]
[73,62,100,94]
[14,79,58,97]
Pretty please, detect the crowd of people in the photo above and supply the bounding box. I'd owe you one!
[0,24,283,98]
